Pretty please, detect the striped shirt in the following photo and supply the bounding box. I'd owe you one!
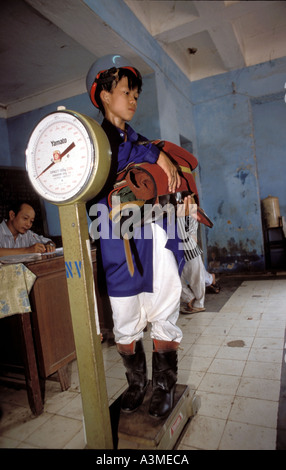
[0,220,52,249]
[177,216,203,261]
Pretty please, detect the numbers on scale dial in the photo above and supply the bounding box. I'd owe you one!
[33,119,92,199]
[36,142,76,178]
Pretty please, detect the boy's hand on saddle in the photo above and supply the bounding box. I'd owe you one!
[157,151,181,193]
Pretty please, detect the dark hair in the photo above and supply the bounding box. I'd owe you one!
[94,67,142,115]
[8,201,34,217]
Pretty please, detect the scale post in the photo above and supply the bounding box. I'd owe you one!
[58,202,113,449]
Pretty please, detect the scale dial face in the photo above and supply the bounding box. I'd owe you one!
[26,112,95,203]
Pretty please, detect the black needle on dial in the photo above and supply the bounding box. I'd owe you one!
[36,142,75,179]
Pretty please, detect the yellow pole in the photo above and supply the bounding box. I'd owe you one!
[58,202,113,449]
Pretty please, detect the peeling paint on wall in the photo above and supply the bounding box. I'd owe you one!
[234,169,249,185]
[207,242,264,273]
[192,58,286,273]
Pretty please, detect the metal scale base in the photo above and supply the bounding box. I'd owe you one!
[111,382,200,450]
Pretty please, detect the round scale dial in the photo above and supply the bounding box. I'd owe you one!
[26,110,111,204]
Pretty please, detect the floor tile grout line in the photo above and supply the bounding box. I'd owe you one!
[186,278,284,450]
[276,327,286,449]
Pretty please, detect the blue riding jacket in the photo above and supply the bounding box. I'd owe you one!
[88,119,184,297]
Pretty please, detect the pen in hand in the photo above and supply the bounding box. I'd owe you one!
[32,235,53,253]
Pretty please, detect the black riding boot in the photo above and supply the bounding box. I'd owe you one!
[118,339,148,413]
[149,341,178,418]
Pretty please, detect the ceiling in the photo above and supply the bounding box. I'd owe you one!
[1,0,286,118]
[126,1,286,81]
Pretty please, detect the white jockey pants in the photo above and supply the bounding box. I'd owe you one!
[110,223,183,345]
[180,255,206,309]
[204,267,213,286]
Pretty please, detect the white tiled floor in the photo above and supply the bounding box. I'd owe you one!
[0,278,285,450]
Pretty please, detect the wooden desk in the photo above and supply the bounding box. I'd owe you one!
[0,249,113,414]
[27,248,113,386]
[0,313,44,416]
[26,253,77,387]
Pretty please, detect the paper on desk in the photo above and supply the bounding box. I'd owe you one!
[0,248,64,264]
[0,253,42,264]
[41,247,64,256]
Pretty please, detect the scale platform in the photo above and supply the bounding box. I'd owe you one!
[112,382,200,450]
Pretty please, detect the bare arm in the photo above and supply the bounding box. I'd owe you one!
[177,195,198,241]
[0,243,55,257]
[177,195,196,217]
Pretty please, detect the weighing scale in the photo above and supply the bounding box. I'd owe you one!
[115,382,200,450]
[26,108,200,450]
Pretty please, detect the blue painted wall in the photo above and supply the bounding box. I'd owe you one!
[2,58,286,270]
[191,58,286,272]
[0,119,10,166]
[0,0,285,272]
[252,94,286,217]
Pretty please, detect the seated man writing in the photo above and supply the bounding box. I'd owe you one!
[0,202,55,257]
